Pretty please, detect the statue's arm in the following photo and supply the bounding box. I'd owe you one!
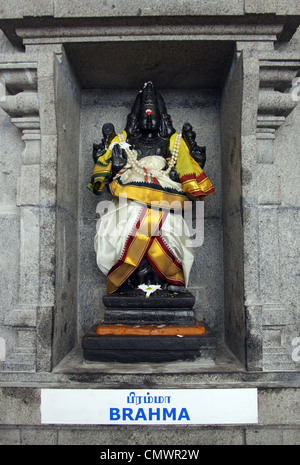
[169,167,180,183]
[182,122,206,169]
[93,123,116,164]
[111,144,127,176]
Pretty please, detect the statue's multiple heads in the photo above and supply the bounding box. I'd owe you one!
[125,81,175,139]
[93,82,206,169]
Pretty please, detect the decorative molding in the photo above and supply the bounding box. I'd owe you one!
[3,328,36,372]
[15,24,284,45]
[257,55,300,138]
[262,305,296,371]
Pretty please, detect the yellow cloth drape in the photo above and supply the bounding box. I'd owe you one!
[169,133,215,199]
[87,131,215,204]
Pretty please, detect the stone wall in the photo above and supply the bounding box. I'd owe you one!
[0,384,299,445]
[0,5,299,445]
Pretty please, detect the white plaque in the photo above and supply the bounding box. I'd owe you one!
[41,388,258,425]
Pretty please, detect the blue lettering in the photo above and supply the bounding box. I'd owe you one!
[162,408,176,420]
[111,406,190,422]
[127,392,135,403]
[149,408,160,420]
[178,408,190,421]
[123,408,134,421]
[110,408,120,420]
[144,392,153,403]
[135,408,147,420]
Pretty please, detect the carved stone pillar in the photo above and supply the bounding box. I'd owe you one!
[0,56,40,370]
[0,45,81,371]
[221,44,300,371]
[256,55,300,371]
[243,53,300,371]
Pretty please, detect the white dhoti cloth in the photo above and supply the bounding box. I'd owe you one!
[94,155,195,294]
[95,199,194,294]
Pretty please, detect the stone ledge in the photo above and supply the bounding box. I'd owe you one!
[1,362,300,389]
[1,424,300,445]
[0,0,245,19]
[1,11,299,51]
[0,0,299,20]
[82,320,215,363]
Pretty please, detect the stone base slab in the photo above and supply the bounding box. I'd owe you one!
[102,290,196,326]
[103,290,195,308]
[82,321,216,363]
[102,308,196,326]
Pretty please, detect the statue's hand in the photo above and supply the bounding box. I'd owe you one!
[191,146,206,169]
[93,123,116,164]
[93,143,106,164]
[112,144,127,175]
[182,122,206,168]
[169,167,180,183]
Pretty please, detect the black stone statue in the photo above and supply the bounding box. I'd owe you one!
[88,82,214,302]
[83,83,217,362]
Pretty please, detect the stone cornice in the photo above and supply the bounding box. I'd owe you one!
[0,0,299,19]
[15,23,284,46]
[0,12,299,49]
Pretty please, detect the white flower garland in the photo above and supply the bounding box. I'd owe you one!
[115,132,182,179]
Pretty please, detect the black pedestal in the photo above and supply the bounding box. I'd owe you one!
[82,290,217,363]
[102,291,196,326]
[82,321,216,363]
[103,291,195,309]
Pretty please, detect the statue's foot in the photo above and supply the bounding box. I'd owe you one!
[118,283,189,297]
[152,285,188,296]
[118,283,144,296]
[151,289,171,297]
[123,288,145,296]
[166,285,189,294]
